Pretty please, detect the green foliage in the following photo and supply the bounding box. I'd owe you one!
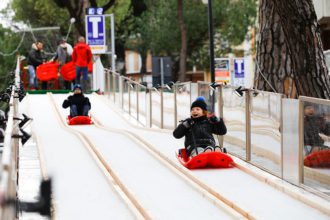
[1,0,257,81]
[11,0,69,32]
[0,25,25,91]
[130,0,257,71]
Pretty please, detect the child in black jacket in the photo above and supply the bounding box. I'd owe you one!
[173,96,227,157]
[62,84,91,118]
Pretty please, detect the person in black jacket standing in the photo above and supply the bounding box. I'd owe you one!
[27,41,44,90]
[62,84,91,118]
[173,96,227,157]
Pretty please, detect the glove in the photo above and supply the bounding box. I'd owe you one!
[182,118,194,128]
[209,115,219,123]
[319,133,330,142]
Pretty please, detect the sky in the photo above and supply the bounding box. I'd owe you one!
[0,0,13,28]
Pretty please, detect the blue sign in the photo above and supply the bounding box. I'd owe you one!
[86,15,106,53]
[234,58,245,78]
[86,7,104,15]
[96,8,103,15]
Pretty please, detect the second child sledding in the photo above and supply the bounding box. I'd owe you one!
[62,84,93,125]
[173,96,233,169]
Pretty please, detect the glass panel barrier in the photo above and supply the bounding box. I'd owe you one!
[198,82,216,113]
[105,72,110,96]
[302,100,330,196]
[110,72,114,100]
[176,83,192,125]
[114,74,120,107]
[163,87,175,129]
[151,88,162,128]
[130,82,138,120]
[137,84,148,127]
[250,91,282,176]
[282,98,300,185]
[122,79,129,113]
[191,83,198,101]
[222,86,246,159]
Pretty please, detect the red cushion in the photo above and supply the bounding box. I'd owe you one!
[36,61,59,81]
[60,61,76,81]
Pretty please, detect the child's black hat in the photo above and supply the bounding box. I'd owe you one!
[191,96,207,110]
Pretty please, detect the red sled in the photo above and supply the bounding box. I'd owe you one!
[67,116,93,125]
[304,149,330,167]
[36,61,59,81]
[176,148,234,169]
[60,61,76,81]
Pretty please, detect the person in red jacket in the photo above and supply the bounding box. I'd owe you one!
[72,36,92,91]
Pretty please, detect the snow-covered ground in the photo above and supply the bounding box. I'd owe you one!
[16,93,330,219]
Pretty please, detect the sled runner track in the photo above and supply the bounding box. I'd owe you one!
[48,93,251,219]
[56,92,258,220]
[26,94,57,217]
[91,93,330,217]
[47,93,149,220]
[88,112,258,219]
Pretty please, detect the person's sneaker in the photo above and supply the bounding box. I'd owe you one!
[214,146,222,152]
[222,147,227,154]
[30,86,35,91]
[204,146,214,152]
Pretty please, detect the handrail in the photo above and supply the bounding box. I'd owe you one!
[103,69,330,200]
[0,56,21,219]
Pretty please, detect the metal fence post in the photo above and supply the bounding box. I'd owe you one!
[161,87,164,129]
[107,72,110,97]
[174,84,177,128]
[136,83,139,122]
[189,82,192,106]
[149,88,152,128]
[218,86,224,147]
[113,74,116,103]
[128,81,131,115]
[245,90,251,161]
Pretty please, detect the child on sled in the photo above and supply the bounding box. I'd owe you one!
[173,96,227,157]
[62,84,91,118]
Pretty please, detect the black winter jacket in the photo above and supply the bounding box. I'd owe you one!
[27,48,43,68]
[173,115,227,156]
[304,115,330,147]
[62,94,91,117]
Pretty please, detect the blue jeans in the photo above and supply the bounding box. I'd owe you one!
[28,65,38,88]
[70,104,90,117]
[75,66,88,82]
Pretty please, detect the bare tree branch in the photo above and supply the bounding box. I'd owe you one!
[102,0,115,12]
[90,0,97,7]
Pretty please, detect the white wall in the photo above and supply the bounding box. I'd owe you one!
[313,0,330,21]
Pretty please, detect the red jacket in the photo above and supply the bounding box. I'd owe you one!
[72,42,92,67]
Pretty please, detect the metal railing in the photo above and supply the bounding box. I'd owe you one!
[0,56,51,219]
[0,56,21,219]
[104,69,329,199]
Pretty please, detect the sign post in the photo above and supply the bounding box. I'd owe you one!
[214,58,230,83]
[233,58,245,86]
[86,14,106,54]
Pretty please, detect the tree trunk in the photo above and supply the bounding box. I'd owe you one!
[255,0,330,98]
[178,0,187,82]
[140,49,147,81]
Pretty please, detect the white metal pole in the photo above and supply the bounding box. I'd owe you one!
[110,14,116,72]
